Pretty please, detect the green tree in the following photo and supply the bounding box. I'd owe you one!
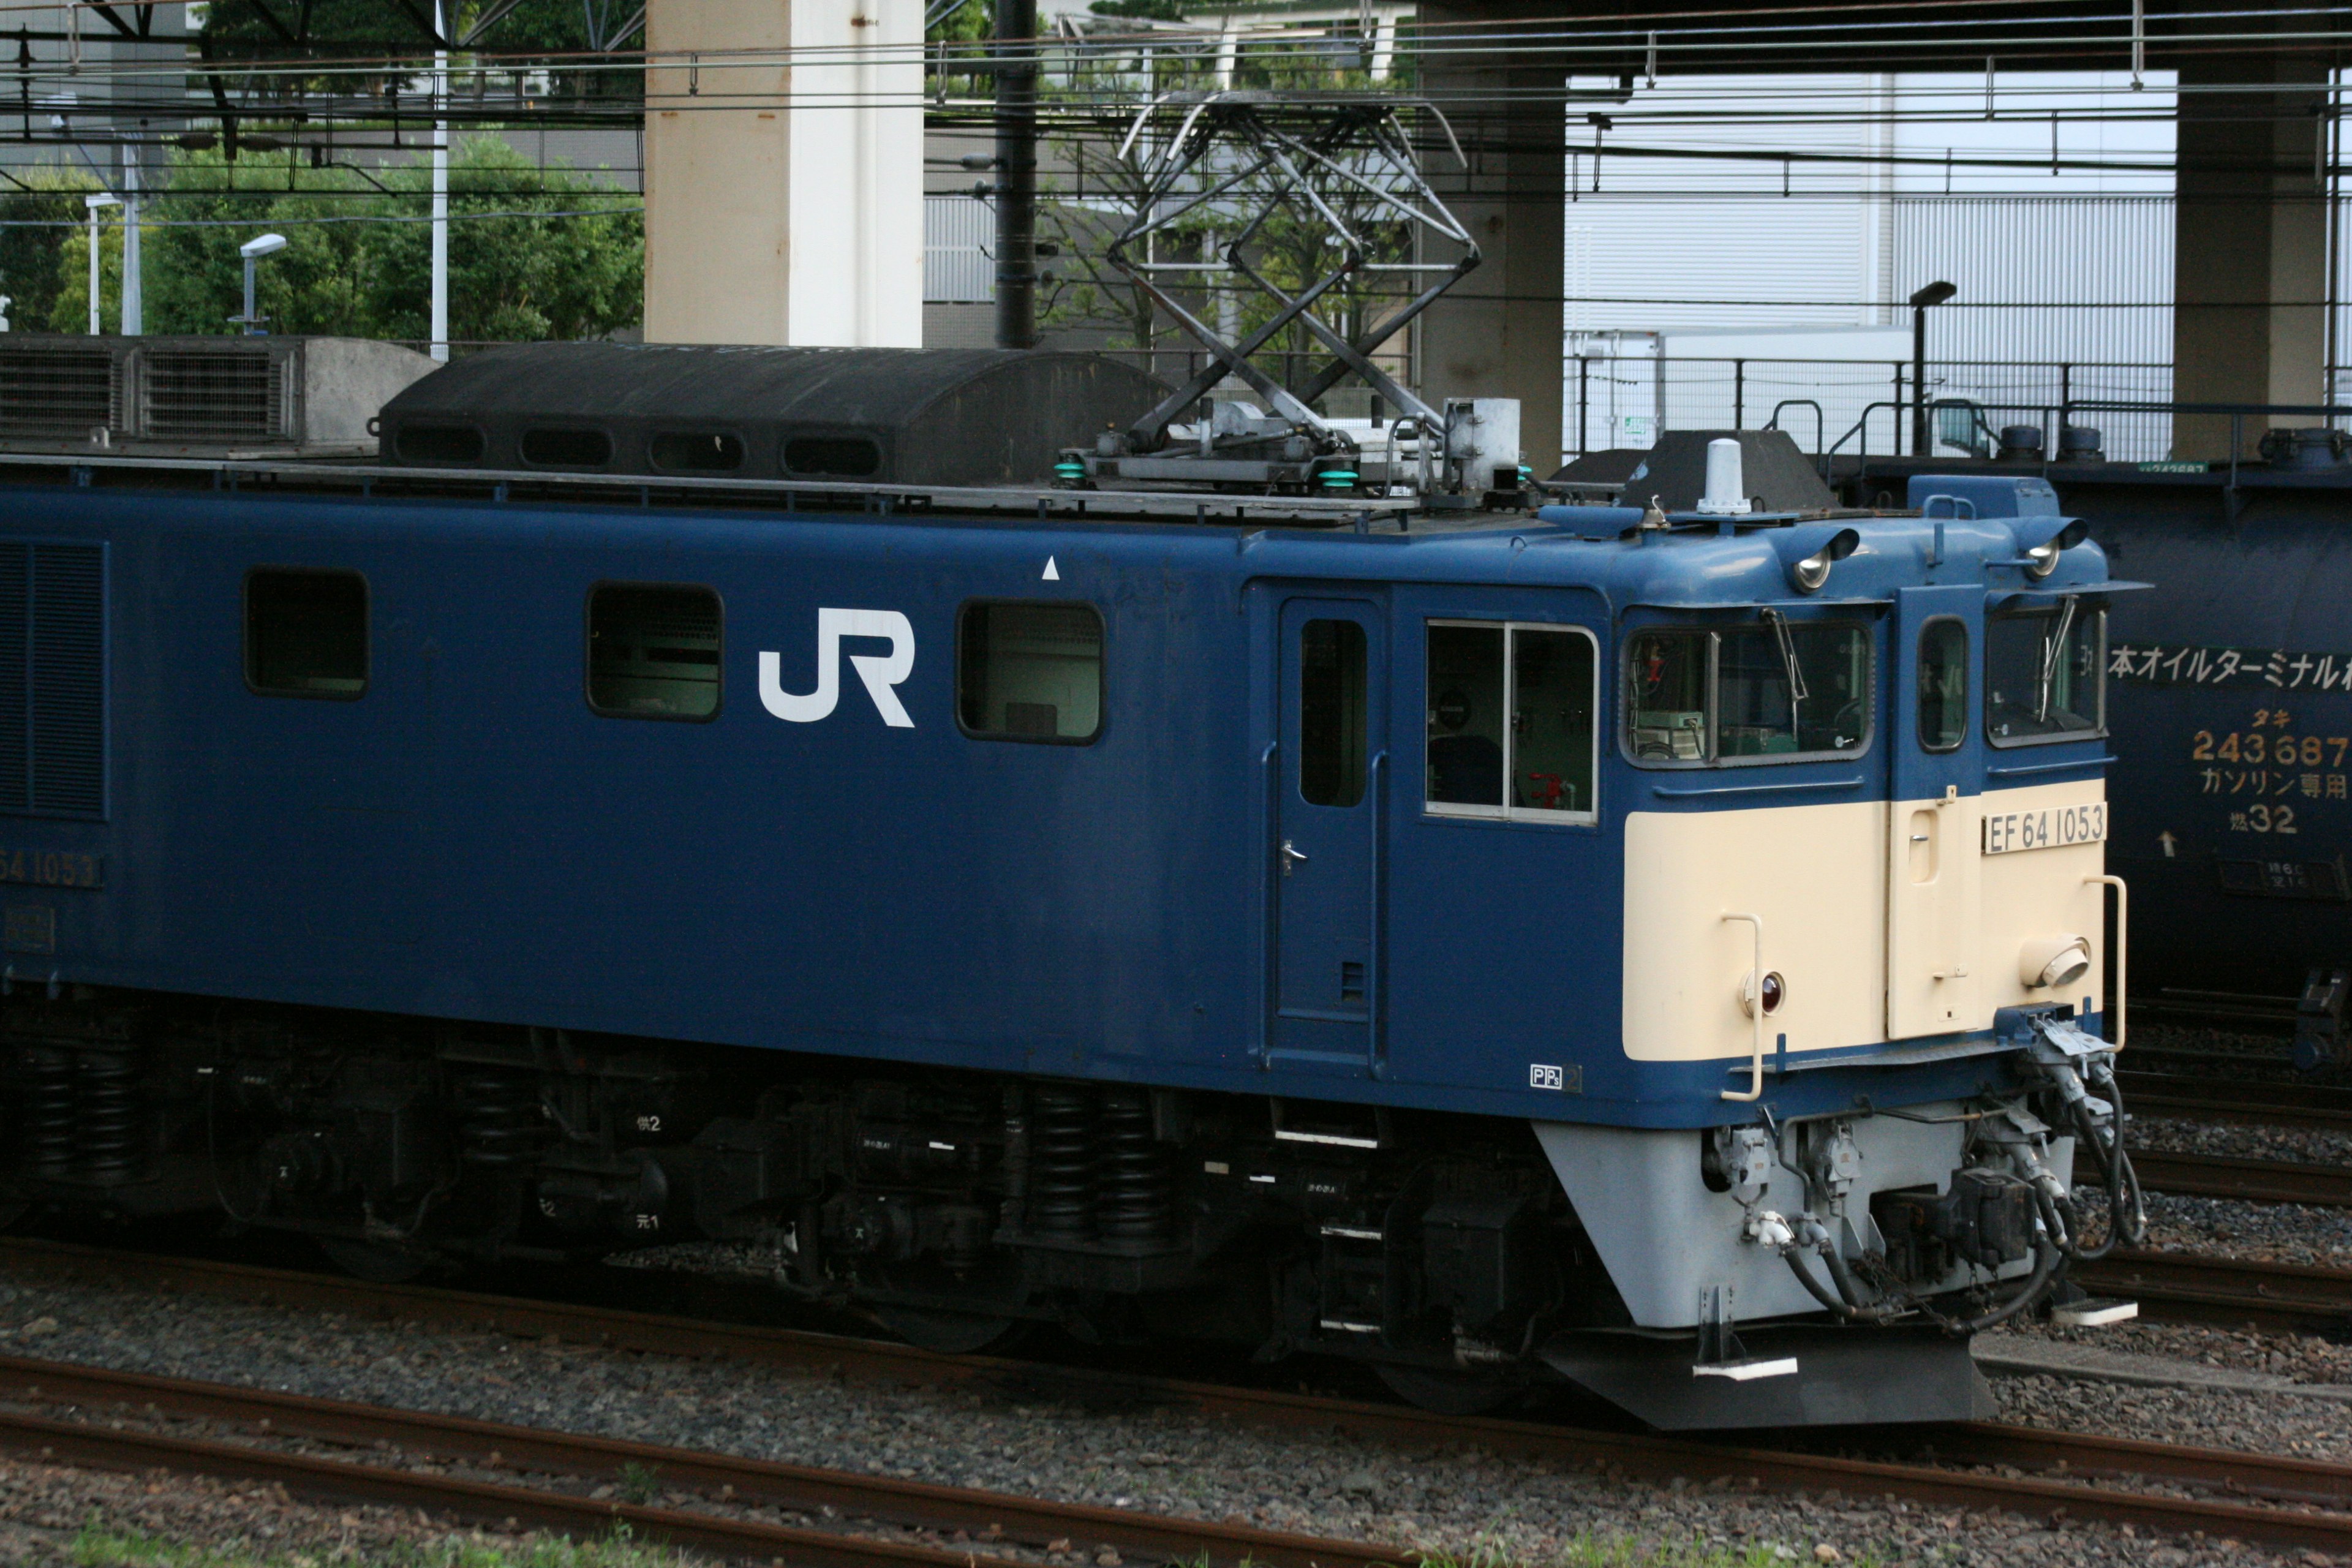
[0,171,100,333]
[36,140,641,342]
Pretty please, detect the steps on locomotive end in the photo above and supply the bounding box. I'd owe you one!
[2097,1148,2352,1207]
[2072,1249,2352,1333]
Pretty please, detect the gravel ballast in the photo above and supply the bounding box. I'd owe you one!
[0,1262,2334,1568]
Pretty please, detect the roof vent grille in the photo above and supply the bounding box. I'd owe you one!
[0,347,119,436]
[140,345,287,441]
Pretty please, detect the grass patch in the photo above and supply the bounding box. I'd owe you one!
[69,1519,698,1568]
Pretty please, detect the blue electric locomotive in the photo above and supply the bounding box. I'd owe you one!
[0,343,2137,1430]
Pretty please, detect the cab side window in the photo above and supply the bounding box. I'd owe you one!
[1425,620,1597,821]
[586,582,722,720]
[958,601,1104,743]
[246,568,367,698]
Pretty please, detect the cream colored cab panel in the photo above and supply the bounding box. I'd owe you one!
[1886,790,1983,1038]
[1975,779,2109,1018]
[1623,799,1888,1063]
[1625,778,2109,1065]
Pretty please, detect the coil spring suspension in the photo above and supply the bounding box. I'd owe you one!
[77,1044,146,1184]
[1026,1084,1095,1239]
[1095,1087,1170,1242]
[20,1044,74,1180]
[454,1072,546,1166]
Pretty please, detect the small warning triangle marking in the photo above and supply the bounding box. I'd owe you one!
[1042,557,1060,581]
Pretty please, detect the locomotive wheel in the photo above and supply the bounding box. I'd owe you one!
[317,1237,434,1284]
[865,1256,1028,1354]
[872,1304,1023,1355]
[1375,1362,1522,1415]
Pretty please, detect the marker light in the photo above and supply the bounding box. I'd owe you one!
[2019,934,2092,990]
[1739,970,1787,1017]
[2022,518,2090,580]
[1786,527,1860,594]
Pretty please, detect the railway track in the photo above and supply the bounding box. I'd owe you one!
[2117,1069,2352,1134]
[2111,1148,2352,1207]
[2074,1250,2352,1333]
[15,1240,2352,1555]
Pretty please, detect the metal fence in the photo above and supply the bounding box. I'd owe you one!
[1570,357,2180,465]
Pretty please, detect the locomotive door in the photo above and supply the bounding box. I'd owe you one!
[1887,584,1983,1037]
[1270,597,1387,1076]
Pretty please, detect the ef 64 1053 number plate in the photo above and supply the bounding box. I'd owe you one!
[1981,802,2107,856]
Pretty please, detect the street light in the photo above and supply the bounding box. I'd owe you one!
[232,233,288,336]
[1909,280,1957,457]
[83,194,120,337]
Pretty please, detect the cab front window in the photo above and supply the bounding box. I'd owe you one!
[1986,598,2103,746]
[1624,619,1873,765]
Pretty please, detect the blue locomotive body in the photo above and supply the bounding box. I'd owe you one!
[3,486,2103,1112]
[0,347,2138,1430]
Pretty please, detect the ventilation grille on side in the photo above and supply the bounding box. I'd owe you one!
[0,544,107,818]
[140,347,287,441]
[0,349,118,436]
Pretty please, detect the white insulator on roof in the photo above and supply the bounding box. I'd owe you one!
[1696,437,1753,515]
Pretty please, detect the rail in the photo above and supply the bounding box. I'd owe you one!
[13,1238,2352,1556]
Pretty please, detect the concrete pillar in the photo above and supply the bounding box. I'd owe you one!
[1416,20,1565,474]
[2171,56,2330,460]
[643,0,923,347]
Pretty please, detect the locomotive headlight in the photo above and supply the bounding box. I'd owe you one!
[2019,934,2093,990]
[2021,518,2090,580]
[1783,528,1860,594]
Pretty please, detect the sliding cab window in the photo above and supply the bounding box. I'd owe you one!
[1625,617,1872,766]
[1986,598,2104,747]
[1425,621,1598,821]
[958,601,1104,743]
[586,582,722,720]
[246,568,368,698]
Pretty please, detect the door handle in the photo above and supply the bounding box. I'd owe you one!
[1280,840,1310,876]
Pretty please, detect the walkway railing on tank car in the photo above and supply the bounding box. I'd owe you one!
[2060,398,2352,510]
[1569,357,2174,465]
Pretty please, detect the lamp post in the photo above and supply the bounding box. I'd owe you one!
[232,233,288,335]
[1909,280,1956,456]
[83,193,120,335]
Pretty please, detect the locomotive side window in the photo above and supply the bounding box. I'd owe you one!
[957,601,1103,743]
[1624,620,1872,764]
[1918,618,1969,752]
[586,583,722,720]
[1299,619,1366,807]
[1425,622,1597,821]
[1986,598,2103,746]
[245,568,367,699]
